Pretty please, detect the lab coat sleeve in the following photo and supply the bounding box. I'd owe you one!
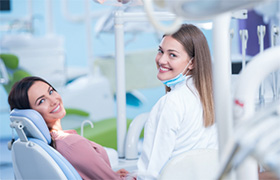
[138,95,183,179]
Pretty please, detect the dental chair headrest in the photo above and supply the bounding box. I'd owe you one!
[10,109,51,144]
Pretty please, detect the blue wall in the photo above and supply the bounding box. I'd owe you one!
[0,0,160,67]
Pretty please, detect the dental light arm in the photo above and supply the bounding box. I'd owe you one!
[142,0,267,34]
[166,0,267,20]
[142,0,183,34]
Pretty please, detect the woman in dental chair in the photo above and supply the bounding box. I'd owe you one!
[8,76,129,180]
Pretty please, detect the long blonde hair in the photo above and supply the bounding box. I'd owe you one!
[165,24,214,127]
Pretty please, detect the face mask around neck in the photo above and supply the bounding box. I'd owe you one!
[161,58,193,87]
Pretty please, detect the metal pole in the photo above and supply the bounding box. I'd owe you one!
[114,10,127,158]
[212,13,235,179]
[257,25,266,106]
[271,26,279,100]
[239,29,248,70]
[85,0,94,71]
[45,0,53,35]
[213,12,233,157]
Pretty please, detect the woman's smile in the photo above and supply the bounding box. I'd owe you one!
[51,104,61,113]
[158,66,171,73]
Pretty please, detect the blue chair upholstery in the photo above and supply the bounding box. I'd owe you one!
[10,109,82,179]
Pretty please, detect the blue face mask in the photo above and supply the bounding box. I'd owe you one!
[161,58,193,87]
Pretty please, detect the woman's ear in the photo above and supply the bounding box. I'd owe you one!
[188,58,194,70]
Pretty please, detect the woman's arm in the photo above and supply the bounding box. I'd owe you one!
[56,134,125,180]
[138,97,180,179]
[259,171,279,180]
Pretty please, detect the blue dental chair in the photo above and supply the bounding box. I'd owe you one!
[9,109,82,179]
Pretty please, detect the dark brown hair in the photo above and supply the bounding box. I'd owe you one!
[8,76,55,111]
[8,76,57,148]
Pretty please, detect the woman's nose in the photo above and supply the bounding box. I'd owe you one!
[49,96,57,106]
[157,54,167,65]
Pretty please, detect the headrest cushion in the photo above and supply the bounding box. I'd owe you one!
[10,109,51,144]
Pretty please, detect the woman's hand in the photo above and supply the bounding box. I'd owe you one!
[259,171,279,180]
[116,168,129,178]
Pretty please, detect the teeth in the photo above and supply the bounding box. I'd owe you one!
[52,105,60,113]
[160,67,169,71]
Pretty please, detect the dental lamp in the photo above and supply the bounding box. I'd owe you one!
[92,0,141,5]
[142,0,268,33]
[156,0,266,20]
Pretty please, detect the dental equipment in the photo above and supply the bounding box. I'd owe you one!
[0,58,9,85]
[142,0,266,34]
[230,29,234,75]
[231,9,248,20]
[254,123,280,168]
[125,113,149,160]
[9,109,82,179]
[217,101,280,179]
[230,10,248,75]
[231,115,279,169]
[271,26,279,100]
[115,10,126,158]
[45,0,54,35]
[61,0,111,72]
[81,120,94,137]
[62,0,109,23]
[161,0,266,20]
[271,26,279,47]
[257,25,266,106]
[212,13,233,158]
[239,29,248,70]
[142,0,183,34]
[230,29,234,44]
[232,45,280,180]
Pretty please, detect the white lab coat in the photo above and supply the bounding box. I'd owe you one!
[137,76,218,180]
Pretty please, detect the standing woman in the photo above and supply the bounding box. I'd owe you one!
[8,76,129,180]
[137,24,218,179]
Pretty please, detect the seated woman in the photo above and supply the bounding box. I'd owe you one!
[8,76,129,180]
[137,24,218,179]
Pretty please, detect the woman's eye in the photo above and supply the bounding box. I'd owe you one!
[38,99,45,105]
[158,49,163,54]
[170,53,177,58]
[49,89,53,95]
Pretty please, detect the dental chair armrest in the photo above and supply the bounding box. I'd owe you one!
[125,112,149,160]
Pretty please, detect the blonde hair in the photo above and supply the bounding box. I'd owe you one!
[165,24,214,127]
